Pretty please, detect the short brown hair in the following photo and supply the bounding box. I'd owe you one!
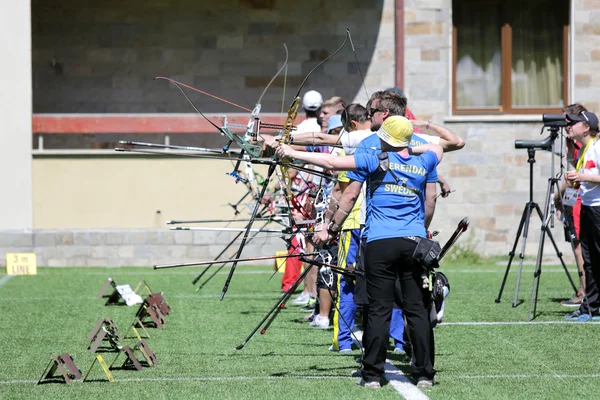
[367,90,407,117]
[562,103,587,114]
[341,103,369,131]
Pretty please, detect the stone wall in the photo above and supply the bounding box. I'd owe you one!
[573,0,600,112]
[32,0,390,114]
[16,0,600,266]
[403,0,600,120]
[399,0,600,262]
[433,122,575,260]
[403,0,450,122]
[0,230,281,267]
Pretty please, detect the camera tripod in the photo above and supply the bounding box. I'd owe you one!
[495,147,578,320]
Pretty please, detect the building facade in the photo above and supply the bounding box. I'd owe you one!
[1,0,599,266]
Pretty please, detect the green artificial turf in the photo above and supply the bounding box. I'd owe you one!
[0,261,598,399]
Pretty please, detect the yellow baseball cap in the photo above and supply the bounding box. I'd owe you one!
[376,116,414,147]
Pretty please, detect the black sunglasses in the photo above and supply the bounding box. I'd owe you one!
[368,107,383,117]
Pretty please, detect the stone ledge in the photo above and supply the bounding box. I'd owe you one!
[0,229,284,267]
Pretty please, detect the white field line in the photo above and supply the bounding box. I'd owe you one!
[0,375,356,385]
[0,275,13,288]
[486,330,567,384]
[5,373,600,386]
[440,320,600,326]
[351,330,429,399]
[385,360,430,399]
[441,373,600,380]
[441,269,576,273]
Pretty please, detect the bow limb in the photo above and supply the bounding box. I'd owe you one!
[277,35,349,228]
[227,44,289,189]
[219,44,292,298]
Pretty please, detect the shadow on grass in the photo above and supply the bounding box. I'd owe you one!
[550,296,575,304]
[37,378,70,385]
[306,364,355,373]
[271,370,354,378]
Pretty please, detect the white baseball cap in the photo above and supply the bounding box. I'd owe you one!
[302,90,323,111]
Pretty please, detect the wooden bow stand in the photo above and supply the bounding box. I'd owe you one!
[147,292,171,317]
[38,353,82,384]
[98,278,145,306]
[83,354,115,383]
[138,293,169,327]
[109,340,158,371]
[99,278,153,298]
[124,293,170,340]
[97,278,116,298]
[88,318,122,353]
[134,279,153,296]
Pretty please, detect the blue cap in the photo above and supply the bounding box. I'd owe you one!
[386,87,405,97]
[326,114,343,134]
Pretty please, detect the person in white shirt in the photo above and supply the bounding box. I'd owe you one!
[564,111,600,321]
[295,89,323,133]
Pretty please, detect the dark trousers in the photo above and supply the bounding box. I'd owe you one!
[361,238,435,383]
[579,205,600,314]
[354,237,369,306]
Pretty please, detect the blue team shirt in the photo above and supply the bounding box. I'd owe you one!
[352,150,438,242]
[346,133,438,183]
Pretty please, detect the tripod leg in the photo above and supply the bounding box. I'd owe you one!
[545,227,578,292]
[496,203,530,303]
[529,180,580,321]
[512,203,535,307]
[528,196,549,320]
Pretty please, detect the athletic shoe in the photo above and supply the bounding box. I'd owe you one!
[564,310,583,320]
[416,377,433,387]
[350,369,362,377]
[577,313,600,322]
[291,292,310,305]
[357,378,381,388]
[328,344,350,353]
[561,295,584,307]
[304,312,316,322]
[309,315,330,329]
[299,296,317,310]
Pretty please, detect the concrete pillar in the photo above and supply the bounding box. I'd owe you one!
[0,0,32,230]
